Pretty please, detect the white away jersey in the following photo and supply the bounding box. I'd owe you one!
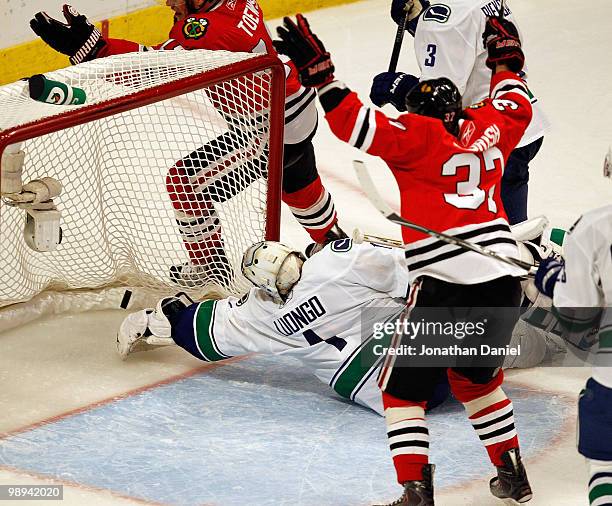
[190,240,411,413]
[553,205,612,387]
[414,0,550,147]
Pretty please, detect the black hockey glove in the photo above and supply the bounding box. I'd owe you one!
[370,72,419,112]
[30,4,107,65]
[482,17,524,73]
[274,14,335,88]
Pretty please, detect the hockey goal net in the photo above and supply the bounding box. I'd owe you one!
[0,50,284,331]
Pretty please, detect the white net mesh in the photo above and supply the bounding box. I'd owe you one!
[0,50,281,315]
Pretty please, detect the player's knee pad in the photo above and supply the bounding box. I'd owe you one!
[282,140,318,194]
[578,378,612,461]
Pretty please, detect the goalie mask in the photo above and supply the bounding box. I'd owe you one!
[241,241,306,302]
[405,78,463,136]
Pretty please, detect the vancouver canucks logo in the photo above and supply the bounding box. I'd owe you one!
[183,17,209,40]
[423,4,451,24]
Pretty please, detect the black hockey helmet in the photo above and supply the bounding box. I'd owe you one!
[405,78,463,135]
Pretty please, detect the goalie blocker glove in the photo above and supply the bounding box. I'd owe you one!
[370,72,419,112]
[274,14,335,88]
[30,4,107,65]
[482,17,525,73]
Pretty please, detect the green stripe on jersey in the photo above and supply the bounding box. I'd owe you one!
[600,330,612,349]
[589,482,612,504]
[194,300,228,362]
[549,227,566,247]
[552,306,601,332]
[332,332,391,400]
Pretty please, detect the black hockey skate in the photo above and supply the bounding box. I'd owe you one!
[489,448,533,504]
[374,464,434,506]
[305,224,348,257]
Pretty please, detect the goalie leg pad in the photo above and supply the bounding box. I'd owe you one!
[0,149,25,194]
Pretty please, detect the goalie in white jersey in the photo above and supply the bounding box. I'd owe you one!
[118,236,561,416]
[535,155,612,506]
[370,0,550,225]
[119,239,416,414]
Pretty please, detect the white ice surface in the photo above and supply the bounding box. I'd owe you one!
[1,0,611,504]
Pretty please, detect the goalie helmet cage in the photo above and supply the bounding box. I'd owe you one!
[0,50,284,332]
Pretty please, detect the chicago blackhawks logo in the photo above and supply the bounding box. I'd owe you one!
[183,17,209,40]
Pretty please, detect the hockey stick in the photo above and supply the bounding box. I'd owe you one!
[352,228,405,248]
[388,9,410,72]
[353,160,537,275]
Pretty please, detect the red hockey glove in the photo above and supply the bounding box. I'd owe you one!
[274,14,335,88]
[482,17,524,73]
[30,4,107,65]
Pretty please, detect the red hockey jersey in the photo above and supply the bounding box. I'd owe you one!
[319,72,533,284]
[98,0,317,144]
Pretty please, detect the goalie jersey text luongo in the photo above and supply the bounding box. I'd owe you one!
[183,240,411,412]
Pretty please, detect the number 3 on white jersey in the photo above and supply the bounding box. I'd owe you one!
[442,147,503,212]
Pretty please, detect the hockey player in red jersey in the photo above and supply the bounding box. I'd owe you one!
[276,14,533,505]
[30,2,346,286]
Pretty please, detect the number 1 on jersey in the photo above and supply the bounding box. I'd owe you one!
[303,329,347,351]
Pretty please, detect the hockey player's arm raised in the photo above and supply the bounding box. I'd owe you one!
[466,17,531,157]
[275,14,426,168]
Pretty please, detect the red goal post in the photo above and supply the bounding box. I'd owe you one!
[0,50,285,331]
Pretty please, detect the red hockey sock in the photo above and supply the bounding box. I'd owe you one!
[282,176,337,243]
[382,391,429,483]
[448,369,519,466]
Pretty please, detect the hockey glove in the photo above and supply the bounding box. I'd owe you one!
[370,72,419,112]
[30,4,107,65]
[274,14,335,88]
[391,0,428,35]
[483,17,524,73]
[534,255,565,298]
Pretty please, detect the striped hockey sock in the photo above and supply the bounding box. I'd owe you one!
[449,370,518,466]
[166,164,224,264]
[588,460,612,506]
[283,176,337,243]
[382,391,429,483]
